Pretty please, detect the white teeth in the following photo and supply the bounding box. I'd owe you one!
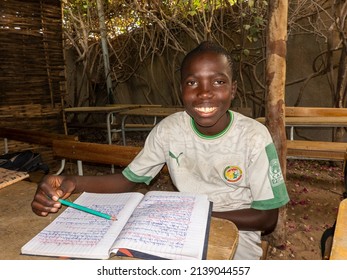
[195,107,216,113]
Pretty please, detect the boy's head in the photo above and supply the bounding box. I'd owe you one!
[180,41,234,81]
[180,41,237,136]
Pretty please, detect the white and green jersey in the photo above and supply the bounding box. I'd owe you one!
[123,110,288,211]
[123,110,289,259]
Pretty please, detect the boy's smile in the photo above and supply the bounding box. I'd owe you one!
[195,107,217,113]
[181,51,237,136]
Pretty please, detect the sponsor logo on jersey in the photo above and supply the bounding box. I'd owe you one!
[169,151,183,166]
[269,158,284,186]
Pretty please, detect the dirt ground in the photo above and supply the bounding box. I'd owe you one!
[53,130,347,260]
[268,159,345,260]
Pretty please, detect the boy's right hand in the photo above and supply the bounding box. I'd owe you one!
[31,175,76,217]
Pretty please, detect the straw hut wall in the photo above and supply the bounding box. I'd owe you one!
[0,0,66,163]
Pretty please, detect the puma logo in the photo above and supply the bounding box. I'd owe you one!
[169,151,183,166]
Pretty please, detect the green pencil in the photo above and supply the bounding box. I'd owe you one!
[58,198,116,221]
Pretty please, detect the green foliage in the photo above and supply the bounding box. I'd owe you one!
[63,0,267,42]
[241,0,268,43]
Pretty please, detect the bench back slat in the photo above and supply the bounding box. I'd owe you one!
[52,140,141,167]
[287,140,347,160]
[285,107,347,117]
[0,127,78,147]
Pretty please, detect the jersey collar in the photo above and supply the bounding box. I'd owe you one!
[190,110,234,140]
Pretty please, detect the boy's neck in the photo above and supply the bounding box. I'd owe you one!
[191,110,233,140]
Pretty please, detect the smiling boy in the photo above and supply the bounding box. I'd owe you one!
[32,41,289,259]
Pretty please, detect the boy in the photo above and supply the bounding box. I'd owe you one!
[31,41,289,259]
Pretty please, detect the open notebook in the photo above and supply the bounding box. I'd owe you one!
[21,191,212,260]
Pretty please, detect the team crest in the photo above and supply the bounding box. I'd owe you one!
[224,165,243,183]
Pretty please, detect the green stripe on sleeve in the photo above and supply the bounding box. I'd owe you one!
[122,167,153,185]
[252,143,289,210]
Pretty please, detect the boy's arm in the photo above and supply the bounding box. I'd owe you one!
[31,173,136,217]
[212,208,279,233]
[73,173,136,193]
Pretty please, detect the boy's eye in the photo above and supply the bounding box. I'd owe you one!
[187,80,197,86]
[214,80,225,85]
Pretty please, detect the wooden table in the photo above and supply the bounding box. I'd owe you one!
[256,116,347,140]
[64,104,162,173]
[330,199,347,260]
[119,107,185,145]
[64,104,164,145]
[64,104,142,144]
[0,180,238,260]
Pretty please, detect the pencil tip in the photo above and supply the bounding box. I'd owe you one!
[111,216,117,221]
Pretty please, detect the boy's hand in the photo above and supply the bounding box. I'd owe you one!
[31,175,76,217]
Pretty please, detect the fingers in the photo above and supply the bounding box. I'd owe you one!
[31,175,67,217]
[40,175,64,200]
[31,189,61,216]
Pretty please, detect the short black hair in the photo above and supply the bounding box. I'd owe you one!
[180,41,234,79]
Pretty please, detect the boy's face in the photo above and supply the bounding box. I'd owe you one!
[181,51,237,136]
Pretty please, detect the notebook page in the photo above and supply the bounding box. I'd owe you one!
[111,191,211,260]
[21,192,144,259]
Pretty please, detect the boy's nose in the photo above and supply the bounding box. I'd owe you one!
[198,84,212,98]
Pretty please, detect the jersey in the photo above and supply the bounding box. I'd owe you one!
[122,110,289,259]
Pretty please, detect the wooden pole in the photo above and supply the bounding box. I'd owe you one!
[265,0,288,248]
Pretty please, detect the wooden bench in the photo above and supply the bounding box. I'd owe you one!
[285,106,347,117]
[285,107,347,140]
[257,106,347,140]
[52,140,141,175]
[52,140,171,176]
[286,107,347,161]
[287,140,347,161]
[0,127,79,173]
[0,127,78,153]
[53,140,140,167]
[257,107,347,161]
